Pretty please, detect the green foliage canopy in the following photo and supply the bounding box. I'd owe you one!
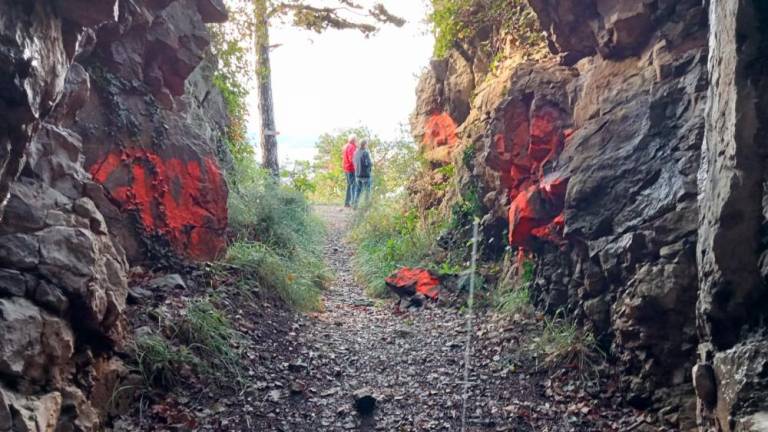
[428,0,546,58]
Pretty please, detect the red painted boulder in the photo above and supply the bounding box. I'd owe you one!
[385,268,441,300]
[508,175,568,248]
[89,148,227,261]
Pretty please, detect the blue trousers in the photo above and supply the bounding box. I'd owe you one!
[353,177,371,208]
[344,172,356,206]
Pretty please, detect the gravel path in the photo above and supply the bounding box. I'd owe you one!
[120,205,645,431]
[265,206,553,431]
[261,205,643,432]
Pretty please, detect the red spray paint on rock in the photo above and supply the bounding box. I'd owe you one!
[89,148,228,261]
[496,104,570,249]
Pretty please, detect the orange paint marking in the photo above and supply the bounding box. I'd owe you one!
[385,267,441,300]
[88,148,228,261]
[423,112,458,149]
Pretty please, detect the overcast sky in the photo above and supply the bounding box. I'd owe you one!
[245,1,434,165]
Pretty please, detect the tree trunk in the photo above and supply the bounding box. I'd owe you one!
[254,0,279,177]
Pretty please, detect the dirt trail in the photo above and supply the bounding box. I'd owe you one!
[120,205,643,431]
[286,205,518,431]
[256,205,631,431]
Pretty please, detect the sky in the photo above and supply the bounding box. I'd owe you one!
[245,1,434,165]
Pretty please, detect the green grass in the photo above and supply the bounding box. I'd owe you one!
[495,257,535,315]
[178,299,243,382]
[534,311,604,381]
[225,160,328,311]
[225,241,324,311]
[496,285,531,315]
[131,334,199,389]
[349,197,445,297]
[129,299,246,391]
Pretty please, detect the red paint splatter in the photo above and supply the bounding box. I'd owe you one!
[385,268,441,300]
[88,148,228,261]
[423,112,458,149]
[494,103,571,248]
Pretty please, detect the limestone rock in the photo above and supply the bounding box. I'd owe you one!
[54,0,118,27]
[0,269,28,298]
[0,234,40,270]
[147,274,187,292]
[32,280,69,316]
[196,0,228,23]
[2,389,62,432]
[0,0,229,430]
[692,363,716,409]
[412,0,708,417]
[0,388,10,432]
[0,298,73,388]
[712,340,768,432]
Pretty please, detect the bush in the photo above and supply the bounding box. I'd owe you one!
[428,0,547,59]
[225,156,327,310]
[349,197,445,297]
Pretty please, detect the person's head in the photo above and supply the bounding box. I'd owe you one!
[360,139,369,149]
[348,135,357,145]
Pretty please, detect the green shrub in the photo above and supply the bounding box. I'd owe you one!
[451,183,483,228]
[349,197,445,297]
[430,0,469,58]
[428,0,547,59]
[224,153,328,311]
[228,161,321,254]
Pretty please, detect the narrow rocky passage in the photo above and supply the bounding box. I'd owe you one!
[254,206,639,432]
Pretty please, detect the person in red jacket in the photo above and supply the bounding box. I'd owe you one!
[342,135,358,207]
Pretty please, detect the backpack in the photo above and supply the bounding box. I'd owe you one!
[360,151,371,175]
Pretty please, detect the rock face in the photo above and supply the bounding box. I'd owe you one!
[0,0,228,429]
[410,0,766,429]
[696,1,768,430]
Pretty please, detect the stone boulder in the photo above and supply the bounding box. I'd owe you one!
[0,298,73,391]
[412,0,709,422]
[0,0,230,430]
[70,0,229,262]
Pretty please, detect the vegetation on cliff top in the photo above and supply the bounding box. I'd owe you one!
[429,0,547,58]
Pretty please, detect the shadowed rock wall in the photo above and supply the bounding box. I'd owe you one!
[0,0,228,429]
[696,0,768,430]
[411,1,743,430]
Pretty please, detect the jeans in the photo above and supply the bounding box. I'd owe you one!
[344,172,356,207]
[353,177,371,208]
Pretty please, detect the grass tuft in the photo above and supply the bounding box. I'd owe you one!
[349,197,444,297]
[225,161,328,310]
[178,299,243,383]
[534,311,605,381]
[131,334,198,389]
[496,285,532,315]
[225,241,324,311]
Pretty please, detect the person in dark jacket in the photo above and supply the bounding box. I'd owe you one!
[342,135,358,208]
[352,139,373,209]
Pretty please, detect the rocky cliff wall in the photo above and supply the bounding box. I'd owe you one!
[0,0,228,430]
[413,0,768,430]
